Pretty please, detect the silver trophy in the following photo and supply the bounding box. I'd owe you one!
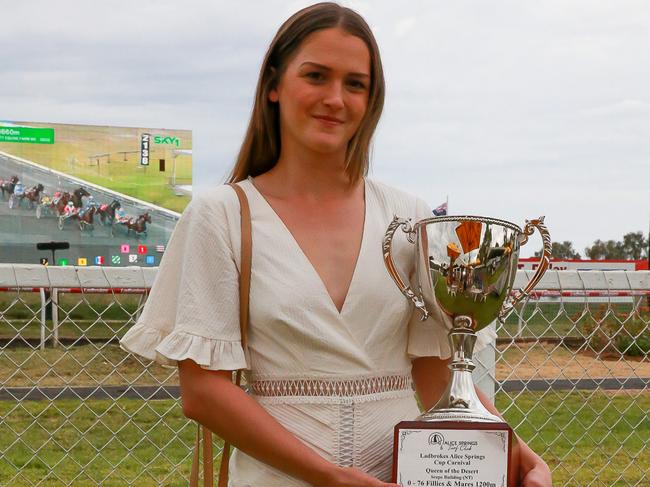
[384,215,551,486]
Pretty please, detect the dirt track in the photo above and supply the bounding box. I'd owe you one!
[497,342,650,380]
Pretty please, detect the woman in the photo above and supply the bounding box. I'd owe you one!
[120,3,552,486]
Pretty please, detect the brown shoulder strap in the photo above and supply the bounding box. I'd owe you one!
[190,423,201,486]
[203,425,214,485]
[190,182,253,487]
[229,182,252,350]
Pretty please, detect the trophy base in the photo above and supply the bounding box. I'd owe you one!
[392,420,519,487]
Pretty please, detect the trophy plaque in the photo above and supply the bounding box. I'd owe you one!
[383,215,551,487]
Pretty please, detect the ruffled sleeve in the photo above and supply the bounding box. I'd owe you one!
[406,197,497,360]
[119,186,250,371]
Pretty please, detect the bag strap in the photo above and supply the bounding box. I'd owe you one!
[190,182,252,487]
[190,424,201,486]
[231,182,252,352]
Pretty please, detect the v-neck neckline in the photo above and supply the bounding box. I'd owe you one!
[246,177,369,316]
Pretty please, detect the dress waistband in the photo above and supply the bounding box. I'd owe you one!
[249,373,413,398]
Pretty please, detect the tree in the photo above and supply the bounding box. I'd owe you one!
[622,231,647,259]
[585,232,648,260]
[535,241,581,259]
[585,240,623,259]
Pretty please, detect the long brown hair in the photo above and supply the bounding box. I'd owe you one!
[228,2,385,183]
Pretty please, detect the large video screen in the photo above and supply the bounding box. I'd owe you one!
[0,120,192,267]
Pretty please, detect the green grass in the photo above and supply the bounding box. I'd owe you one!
[0,398,214,486]
[2,321,131,341]
[0,293,143,341]
[4,296,648,344]
[0,392,647,486]
[499,302,650,340]
[497,390,650,485]
[0,344,177,387]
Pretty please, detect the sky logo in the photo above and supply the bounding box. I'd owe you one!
[128,254,138,263]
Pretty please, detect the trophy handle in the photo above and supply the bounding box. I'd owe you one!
[499,216,551,319]
[383,216,429,321]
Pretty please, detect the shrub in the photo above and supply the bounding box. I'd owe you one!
[581,304,650,358]
[614,319,650,357]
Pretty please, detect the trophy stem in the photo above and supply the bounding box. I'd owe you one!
[419,315,501,423]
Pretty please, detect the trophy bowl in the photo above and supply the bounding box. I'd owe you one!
[384,214,551,420]
[414,216,528,329]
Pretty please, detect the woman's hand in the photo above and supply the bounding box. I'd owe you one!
[314,466,399,487]
[520,458,552,486]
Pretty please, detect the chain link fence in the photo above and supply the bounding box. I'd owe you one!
[1,264,648,486]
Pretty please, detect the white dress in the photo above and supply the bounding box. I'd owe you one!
[119,178,495,486]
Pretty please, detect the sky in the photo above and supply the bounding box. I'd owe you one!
[1,0,649,257]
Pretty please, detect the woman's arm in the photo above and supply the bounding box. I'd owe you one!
[411,356,552,487]
[178,359,398,487]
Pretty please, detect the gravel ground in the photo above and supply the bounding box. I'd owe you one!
[497,341,650,381]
